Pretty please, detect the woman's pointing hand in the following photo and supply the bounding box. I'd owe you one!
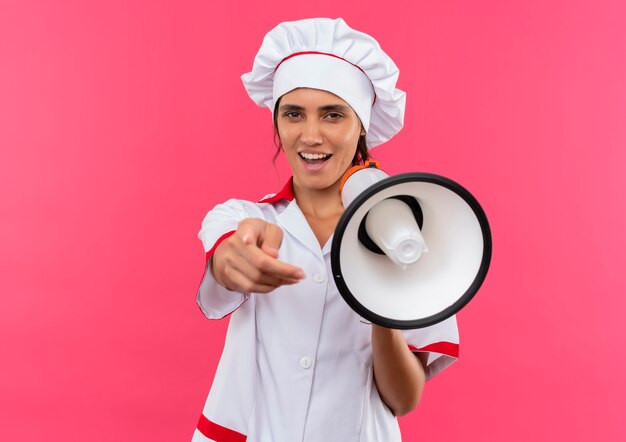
[211,218,305,293]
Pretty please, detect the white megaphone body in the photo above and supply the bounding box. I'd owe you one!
[331,162,492,329]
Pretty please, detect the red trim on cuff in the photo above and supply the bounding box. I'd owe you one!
[205,231,236,263]
[409,342,459,358]
[197,414,247,442]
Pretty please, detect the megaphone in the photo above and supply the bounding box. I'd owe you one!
[331,162,492,329]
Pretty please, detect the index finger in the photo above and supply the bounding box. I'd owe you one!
[243,245,305,280]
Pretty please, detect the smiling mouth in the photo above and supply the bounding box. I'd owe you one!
[299,152,332,165]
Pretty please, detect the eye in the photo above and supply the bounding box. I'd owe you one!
[324,112,343,120]
[284,111,302,119]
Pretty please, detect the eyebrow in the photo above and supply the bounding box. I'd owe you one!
[279,104,352,113]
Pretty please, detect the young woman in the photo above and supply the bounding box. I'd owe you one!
[193,18,459,442]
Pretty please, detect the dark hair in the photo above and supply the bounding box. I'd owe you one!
[272,97,370,166]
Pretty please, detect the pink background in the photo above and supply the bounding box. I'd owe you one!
[1,1,625,440]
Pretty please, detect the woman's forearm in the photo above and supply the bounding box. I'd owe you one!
[371,324,426,416]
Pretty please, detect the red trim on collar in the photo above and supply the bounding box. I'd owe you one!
[258,177,295,203]
[408,342,460,358]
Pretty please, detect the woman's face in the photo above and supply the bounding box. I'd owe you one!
[276,88,364,193]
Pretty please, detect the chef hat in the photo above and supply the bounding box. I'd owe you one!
[241,18,406,148]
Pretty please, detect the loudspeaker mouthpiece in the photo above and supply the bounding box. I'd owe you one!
[341,164,389,208]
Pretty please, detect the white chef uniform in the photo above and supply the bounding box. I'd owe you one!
[192,17,461,442]
[191,179,459,442]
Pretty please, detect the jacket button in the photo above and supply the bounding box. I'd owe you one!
[300,356,313,369]
[313,273,326,283]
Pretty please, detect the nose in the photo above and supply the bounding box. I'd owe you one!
[300,119,323,145]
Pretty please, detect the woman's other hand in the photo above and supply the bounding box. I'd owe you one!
[211,218,305,293]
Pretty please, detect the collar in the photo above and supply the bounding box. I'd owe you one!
[258,176,328,258]
[258,177,295,203]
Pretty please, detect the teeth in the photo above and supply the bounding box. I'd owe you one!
[300,152,330,160]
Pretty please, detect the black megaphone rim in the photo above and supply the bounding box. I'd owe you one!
[330,172,492,330]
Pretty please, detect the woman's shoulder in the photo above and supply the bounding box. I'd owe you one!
[201,177,294,225]
[203,198,266,220]
[202,195,289,224]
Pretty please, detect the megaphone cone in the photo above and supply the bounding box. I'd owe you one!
[331,163,492,329]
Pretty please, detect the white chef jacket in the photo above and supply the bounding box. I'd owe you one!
[192,179,460,442]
